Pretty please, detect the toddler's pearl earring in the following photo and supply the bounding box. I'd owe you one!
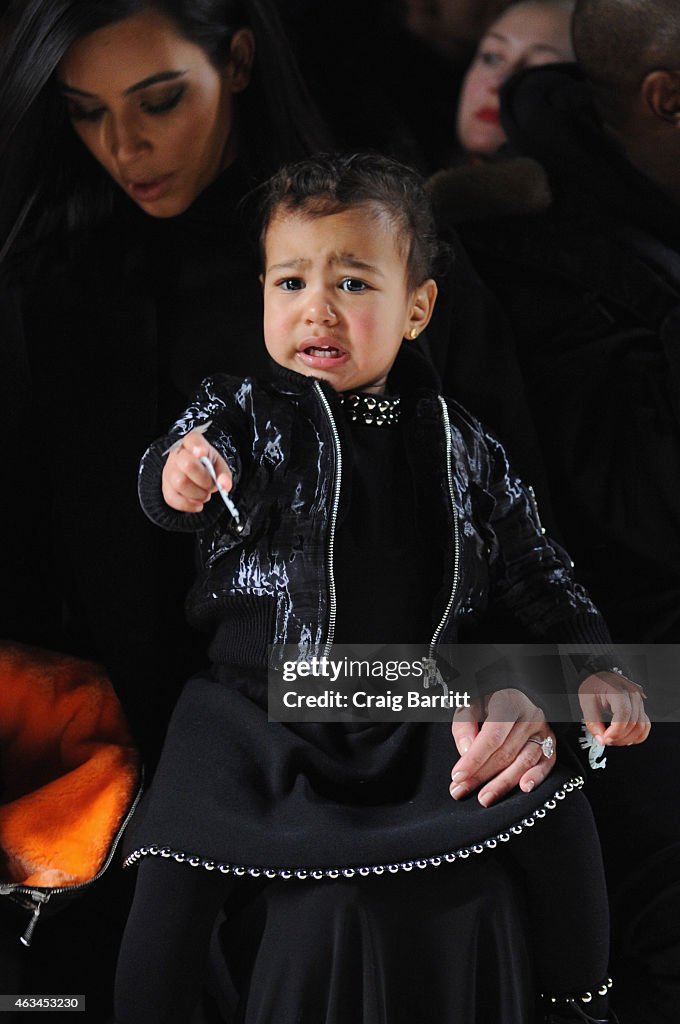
[409,328,419,340]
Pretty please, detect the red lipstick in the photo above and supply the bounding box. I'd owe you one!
[475,107,501,125]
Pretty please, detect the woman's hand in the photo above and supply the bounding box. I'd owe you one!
[450,687,556,807]
[162,430,232,513]
[578,671,651,747]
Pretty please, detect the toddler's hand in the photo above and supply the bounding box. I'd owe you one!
[162,430,232,513]
[578,671,651,747]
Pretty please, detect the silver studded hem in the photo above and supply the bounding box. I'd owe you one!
[123,775,584,880]
[543,975,613,1006]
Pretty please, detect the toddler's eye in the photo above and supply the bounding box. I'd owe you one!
[279,278,304,291]
[339,278,367,293]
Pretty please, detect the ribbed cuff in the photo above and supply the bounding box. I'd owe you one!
[137,439,224,533]
[540,613,637,683]
[541,612,612,646]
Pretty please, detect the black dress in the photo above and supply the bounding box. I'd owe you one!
[117,406,608,1024]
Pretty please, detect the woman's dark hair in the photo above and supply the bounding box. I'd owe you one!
[258,152,442,289]
[0,0,328,262]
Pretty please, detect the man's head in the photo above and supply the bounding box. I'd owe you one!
[573,0,680,129]
[573,0,680,204]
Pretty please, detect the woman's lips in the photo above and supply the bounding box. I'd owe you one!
[474,107,501,125]
[126,173,175,203]
[296,339,349,370]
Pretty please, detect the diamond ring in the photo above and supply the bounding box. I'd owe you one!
[527,736,554,758]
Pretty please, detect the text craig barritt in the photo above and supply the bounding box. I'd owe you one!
[282,689,471,710]
[280,657,471,711]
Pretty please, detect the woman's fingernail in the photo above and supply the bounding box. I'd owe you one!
[459,737,471,753]
[450,784,467,799]
[478,791,492,807]
[523,780,535,792]
[451,772,467,784]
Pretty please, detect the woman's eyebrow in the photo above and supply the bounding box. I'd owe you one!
[125,70,188,95]
[526,43,570,58]
[57,69,188,99]
[481,31,509,46]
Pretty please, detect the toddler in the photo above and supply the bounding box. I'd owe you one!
[117,153,648,1024]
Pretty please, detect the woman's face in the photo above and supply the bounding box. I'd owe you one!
[58,9,253,217]
[456,1,574,157]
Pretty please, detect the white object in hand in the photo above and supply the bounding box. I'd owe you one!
[199,455,243,534]
[162,420,212,455]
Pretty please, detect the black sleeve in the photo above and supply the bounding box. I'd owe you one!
[137,376,248,534]
[479,425,610,642]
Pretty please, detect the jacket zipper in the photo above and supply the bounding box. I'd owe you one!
[427,398,461,666]
[313,382,343,657]
[313,388,459,662]
[0,775,144,946]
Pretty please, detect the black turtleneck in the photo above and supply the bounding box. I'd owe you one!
[136,162,268,421]
[333,407,443,646]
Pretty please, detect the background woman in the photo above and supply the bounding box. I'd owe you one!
[426,0,578,470]
[456,0,575,159]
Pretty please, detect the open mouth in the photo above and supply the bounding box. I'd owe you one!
[126,173,174,203]
[303,345,342,358]
[297,341,349,369]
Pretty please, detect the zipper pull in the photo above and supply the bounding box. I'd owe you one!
[422,657,449,698]
[20,897,45,948]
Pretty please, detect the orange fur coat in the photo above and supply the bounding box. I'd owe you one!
[0,643,140,889]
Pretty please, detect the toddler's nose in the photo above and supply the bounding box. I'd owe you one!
[305,297,338,324]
